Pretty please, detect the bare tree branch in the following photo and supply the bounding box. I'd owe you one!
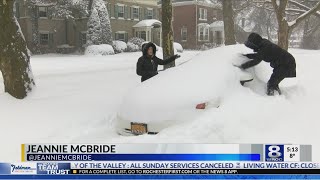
[289,1,320,29]
[289,0,320,16]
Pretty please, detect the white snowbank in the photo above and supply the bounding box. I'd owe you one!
[85,44,115,56]
[112,41,127,53]
[118,46,320,162]
[174,42,184,53]
[119,45,251,123]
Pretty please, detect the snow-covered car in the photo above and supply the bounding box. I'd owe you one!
[117,45,254,136]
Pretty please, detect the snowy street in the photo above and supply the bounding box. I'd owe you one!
[0,47,320,162]
[0,50,200,162]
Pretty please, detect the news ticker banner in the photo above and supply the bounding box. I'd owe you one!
[2,162,320,175]
[21,144,312,162]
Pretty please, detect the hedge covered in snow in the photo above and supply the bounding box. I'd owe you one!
[85,44,115,56]
[112,41,127,53]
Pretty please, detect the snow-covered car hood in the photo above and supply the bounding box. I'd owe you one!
[118,45,253,124]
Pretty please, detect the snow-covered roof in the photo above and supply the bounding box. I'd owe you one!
[210,21,224,31]
[198,23,210,27]
[210,21,224,27]
[158,0,221,9]
[133,19,162,28]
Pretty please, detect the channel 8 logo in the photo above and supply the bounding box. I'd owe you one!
[265,145,284,161]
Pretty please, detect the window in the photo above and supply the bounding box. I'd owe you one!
[39,7,48,18]
[132,7,139,20]
[147,9,153,19]
[199,8,207,20]
[136,31,146,41]
[107,3,112,17]
[40,33,49,45]
[181,28,187,41]
[15,2,20,18]
[115,32,126,42]
[117,5,124,18]
[199,26,209,41]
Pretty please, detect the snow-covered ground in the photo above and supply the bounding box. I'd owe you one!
[0,46,320,162]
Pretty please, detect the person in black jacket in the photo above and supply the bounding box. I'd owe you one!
[136,42,180,82]
[239,33,296,96]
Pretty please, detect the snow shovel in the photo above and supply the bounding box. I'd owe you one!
[196,98,221,110]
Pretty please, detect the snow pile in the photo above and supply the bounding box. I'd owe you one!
[85,44,115,56]
[112,41,127,53]
[174,42,184,53]
[119,45,250,123]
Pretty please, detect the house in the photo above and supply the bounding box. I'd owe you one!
[15,0,160,54]
[107,0,161,46]
[158,0,223,49]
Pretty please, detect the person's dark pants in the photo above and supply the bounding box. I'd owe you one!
[267,65,296,95]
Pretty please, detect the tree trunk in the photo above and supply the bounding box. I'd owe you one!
[0,0,35,99]
[278,20,290,50]
[161,0,175,69]
[222,0,236,45]
[271,0,289,50]
[27,1,40,54]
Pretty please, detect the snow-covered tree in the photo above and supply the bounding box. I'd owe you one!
[94,0,113,45]
[51,0,73,19]
[86,8,102,45]
[0,0,35,99]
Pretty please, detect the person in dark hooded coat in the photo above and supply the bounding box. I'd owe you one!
[136,42,180,82]
[239,33,296,96]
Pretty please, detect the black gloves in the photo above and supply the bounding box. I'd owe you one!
[174,54,181,59]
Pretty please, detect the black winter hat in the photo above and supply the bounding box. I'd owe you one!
[142,42,157,56]
[245,33,263,50]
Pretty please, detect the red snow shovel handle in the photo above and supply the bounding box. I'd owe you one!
[196,103,206,109]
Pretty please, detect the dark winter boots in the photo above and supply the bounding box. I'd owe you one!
[267,83,282,96]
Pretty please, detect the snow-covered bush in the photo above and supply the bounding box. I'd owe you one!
[126,42,140,52]
[174,42,183,53]
[85,44,114,56]
[112,41,127,53]
[127,37,145,51]
[199,43,217,51]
